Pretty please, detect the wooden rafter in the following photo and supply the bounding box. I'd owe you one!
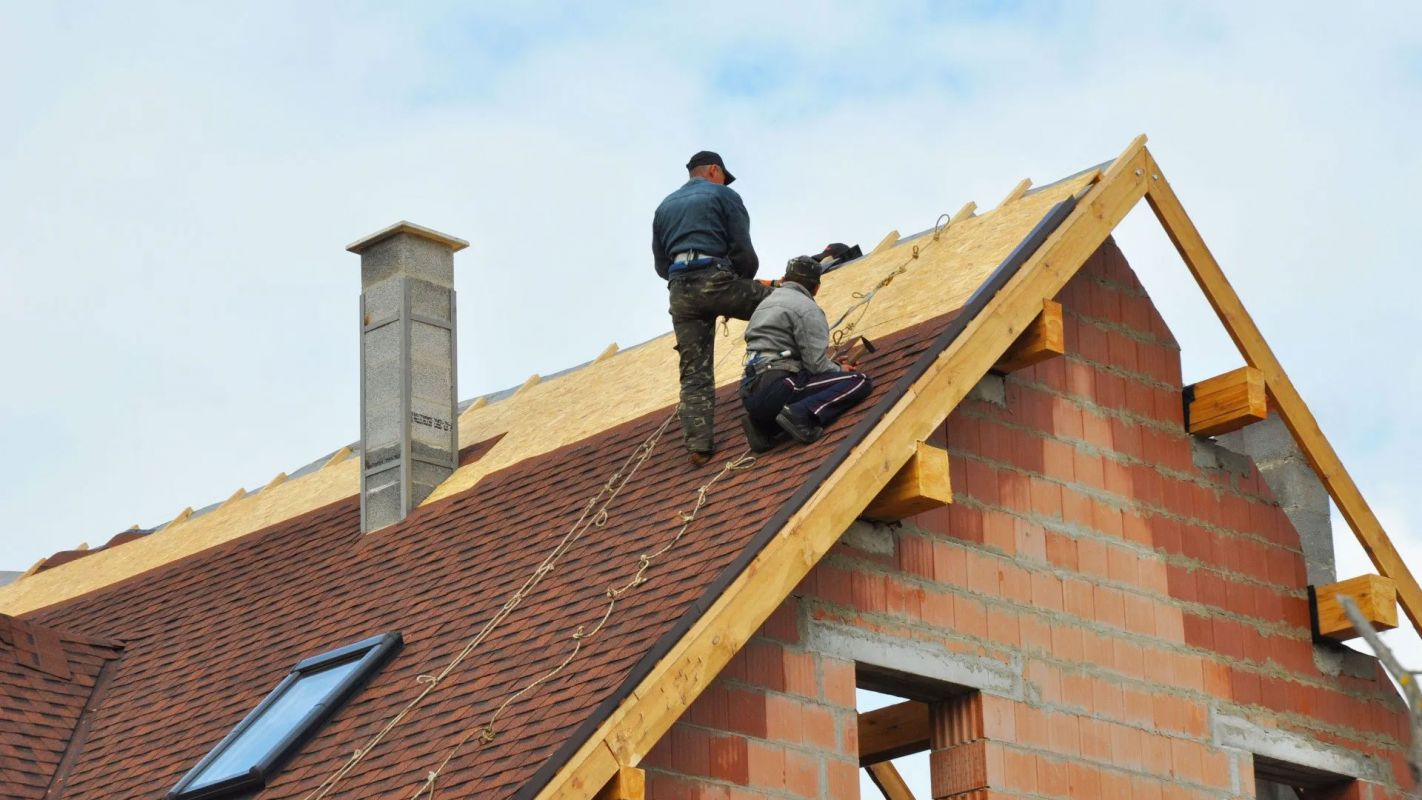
[861,442,952,522]
[1184,366,1268,436]
[1314,574,1398,641]
[866,761,918,800]
[592,766,644,800]
[1144,162,1422,637]
[993,299,1065,374]
[532,135,1152,800]
[859,700,931,765]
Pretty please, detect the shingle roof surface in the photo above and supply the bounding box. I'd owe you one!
[26,311,955,799]
[0,615,121,799]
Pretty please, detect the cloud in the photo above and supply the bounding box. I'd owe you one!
[2,3,1421,683]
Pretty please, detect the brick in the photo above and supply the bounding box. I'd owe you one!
[930,740,989,798]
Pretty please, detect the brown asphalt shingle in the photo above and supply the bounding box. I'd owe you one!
[24,311,955,799]
[0,615,121,799]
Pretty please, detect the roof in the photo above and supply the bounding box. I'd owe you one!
[0,614,122,799]
[6,135,1416,799]
[22,310,953,798]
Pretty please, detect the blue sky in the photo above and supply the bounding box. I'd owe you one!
[2,2,1421,792]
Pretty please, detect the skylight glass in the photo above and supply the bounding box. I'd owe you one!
[167,632,401,800]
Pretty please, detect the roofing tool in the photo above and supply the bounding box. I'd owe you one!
[832,335,876,367]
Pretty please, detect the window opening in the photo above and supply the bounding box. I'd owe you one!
[1253,754,1355,799]
[856,685,931,799]
[167,632,402,800]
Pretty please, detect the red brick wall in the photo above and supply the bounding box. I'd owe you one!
[643,240,1414,799]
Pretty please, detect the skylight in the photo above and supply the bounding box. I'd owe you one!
[167,632,401,800]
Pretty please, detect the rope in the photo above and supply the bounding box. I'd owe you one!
[409,452,756,798]
[301,412,676,800]
[828,211,953,346]
[303,212,953,797]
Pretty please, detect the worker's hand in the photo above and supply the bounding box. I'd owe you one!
[755,279,782,288]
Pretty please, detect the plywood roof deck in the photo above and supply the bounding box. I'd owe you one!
[0,169,1095,616]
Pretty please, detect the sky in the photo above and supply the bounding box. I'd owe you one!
[2,2,1420,794]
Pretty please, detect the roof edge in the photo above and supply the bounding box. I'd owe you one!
[526,135,1154,800]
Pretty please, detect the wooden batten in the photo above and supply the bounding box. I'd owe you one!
[861,442,952,522]
[995,178,1032,209]
[593,766,645,800]
[1314,574,1398,640]
[1184,366,1268,437]
[994,299,1064,373]
[950,201,977,225]
[858,700,931,765]
[594,343,620,363]
[871,230,902,255]
[866,761,917,800]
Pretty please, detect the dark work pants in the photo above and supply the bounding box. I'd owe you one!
[668,267,773,453]
[741,368,873,438]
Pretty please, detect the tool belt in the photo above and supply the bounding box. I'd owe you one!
[740,350,798,399]
[668,251,730,275]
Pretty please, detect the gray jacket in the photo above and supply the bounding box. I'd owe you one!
[743,282,840,375]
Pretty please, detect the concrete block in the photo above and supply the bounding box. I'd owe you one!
[805,618,1022,698]
[1217,413,1335,585]
[1212,711,1387,783]
[841,520,895,556]
[967,374,1006,406]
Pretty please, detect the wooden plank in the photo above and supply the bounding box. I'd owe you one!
[516,374,542,396]
[993,299,1064,373]
[1314,574,1398,640]
[592,766,645,800]
[862,442,952,521]
[1143,161,1422,638]
[950,202,977,224]
[531,135,1152,800]
[866,760,918,800]
[859,700,931,765]
[871,230,902,255]
[995,178,1031,209]
[1184,366,1267,436]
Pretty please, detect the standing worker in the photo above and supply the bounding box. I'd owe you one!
[654,150,774,465]
[739,256,873,451]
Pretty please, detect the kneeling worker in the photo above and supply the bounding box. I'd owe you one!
[739,256,873,451]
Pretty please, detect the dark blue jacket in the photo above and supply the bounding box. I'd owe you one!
[652,178,759,280]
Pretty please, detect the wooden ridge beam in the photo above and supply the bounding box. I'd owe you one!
[993,299,1064,373]
[531,135,1153,800]
[862,442,952,522]
[866,761,918,800]
[1184,366,1267,437]
[1144,160,1422,638]
[859,700,931,765]
[1314,574,1398,641]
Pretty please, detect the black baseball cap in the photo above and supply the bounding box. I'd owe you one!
[784,255,823,285]
[686,150,736,185]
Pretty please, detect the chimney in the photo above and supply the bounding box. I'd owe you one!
[347,221,468,533]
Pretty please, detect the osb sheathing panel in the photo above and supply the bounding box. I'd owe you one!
[0,170,1094,616]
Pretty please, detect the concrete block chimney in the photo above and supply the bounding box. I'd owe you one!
[347,221,468,533]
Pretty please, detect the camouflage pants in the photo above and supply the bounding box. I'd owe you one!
[668,268,773,453]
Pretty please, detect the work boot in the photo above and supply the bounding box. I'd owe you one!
[741,415,781,454]
[687,450,713,467]
[775,407,823,444]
